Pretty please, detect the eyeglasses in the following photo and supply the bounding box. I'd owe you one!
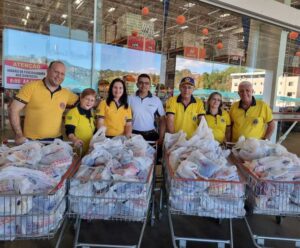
[138,81,150,85]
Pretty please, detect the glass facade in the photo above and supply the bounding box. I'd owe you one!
[1,0,300,111]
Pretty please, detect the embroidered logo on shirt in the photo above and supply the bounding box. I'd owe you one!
[60,102,66,109]
[221,118,225,123]
[253,118,259,125]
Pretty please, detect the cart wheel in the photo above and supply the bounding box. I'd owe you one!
[276,216,282,224]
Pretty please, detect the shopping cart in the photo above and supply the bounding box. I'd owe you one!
[165,155,246,248]
[237,161,300,248]
[0,140,80,248]
[68,157,154,247]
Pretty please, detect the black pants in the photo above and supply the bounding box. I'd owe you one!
[132,129,159,141]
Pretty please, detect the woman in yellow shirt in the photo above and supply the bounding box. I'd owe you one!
[65,88,96,154]
[96,78,132,138]
[205,92,231,143]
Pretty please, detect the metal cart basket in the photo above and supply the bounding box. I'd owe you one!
[68,160,154,248]
[239,162,300,248]
[165,155,246,248]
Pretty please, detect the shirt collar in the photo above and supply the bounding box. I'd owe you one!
[177,94,196,104]
[238,96,256,109]
[42,78,62,93]
[135,90,152,98]
[206,108,222,116]
[77,105,92,118]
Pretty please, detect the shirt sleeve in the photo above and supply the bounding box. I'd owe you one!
[224,111,231,126]
[126,107,132,122]
[197,99,206,115]
[96,100,106,118]
[165,97,175,115]
[15,82,35,104]
[157,98,165,116]
[67,91,79,106]
[264,103,273,123]
[65,108,79,127]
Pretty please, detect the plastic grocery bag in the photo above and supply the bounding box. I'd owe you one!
[90,126,107,148]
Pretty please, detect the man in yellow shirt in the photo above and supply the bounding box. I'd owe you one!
[229,81,275,142]
[9,61,78,144]
[166,77,205,139]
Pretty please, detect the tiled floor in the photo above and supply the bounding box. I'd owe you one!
[0,130,299,248]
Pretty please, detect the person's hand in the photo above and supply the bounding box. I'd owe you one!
[15,135,27,145]
[72,138,83,148]
[157,137,164,146]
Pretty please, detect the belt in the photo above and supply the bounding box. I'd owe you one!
[133,129,156,135]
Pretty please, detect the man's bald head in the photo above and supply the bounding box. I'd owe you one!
[238,81,254,105]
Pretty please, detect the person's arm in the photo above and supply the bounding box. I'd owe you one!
[96,117,105,129]
[263,120,275,140]
[8,100,26,145]
[225,125,232,142]
[158,116,166,145]
[166,114,175,133]
[67,133,84,147]
[124,121,132,138]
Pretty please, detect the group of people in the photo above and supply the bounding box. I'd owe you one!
[8,60,275,154]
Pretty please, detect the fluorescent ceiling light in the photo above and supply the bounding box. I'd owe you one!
[208,9,220,15]
[154,34,160,37]
[90,20,94,24]
[184,3,195,8]
[220,13,230,18]
[108,7,115,12]
[74,0,82,4]
[26,12,30,19]
[61,20,66,26]
[76,0,84,9]
[25,6,30,11]
[61,14,68,19]
[220,25,237,32]
[46,14,50,22]
[180,25,189,29]
[22,18,27,25]
[149,18,157,22]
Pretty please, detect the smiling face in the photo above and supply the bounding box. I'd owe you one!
[179,83,194,99]
[209,94,222,110]
[238,82,254,105]
[137,76,151,95]
[112,81,124,101]
[80,94,96,110]
[47,62,66,87]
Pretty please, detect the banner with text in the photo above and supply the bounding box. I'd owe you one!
[4,60,47,89]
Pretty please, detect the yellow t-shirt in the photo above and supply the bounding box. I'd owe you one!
[229,98,273,142]
[166,95,205,139]
[65,106,95,154]
[15,80,78,139]
[96,100,132,137]
[205,110,231,143]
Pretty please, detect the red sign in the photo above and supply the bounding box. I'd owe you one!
[127,36,144,51]
[4,60,48,89]
[199,48,206,59]
[184,47,199,59]
[145,39,156,52]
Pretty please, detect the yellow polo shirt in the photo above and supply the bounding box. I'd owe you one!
[229,98,273,142]
[15,80,78,139]
[65,106,95,154]
[166,95,205,139]
[96,100,132,137]
[205,110,231,143]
